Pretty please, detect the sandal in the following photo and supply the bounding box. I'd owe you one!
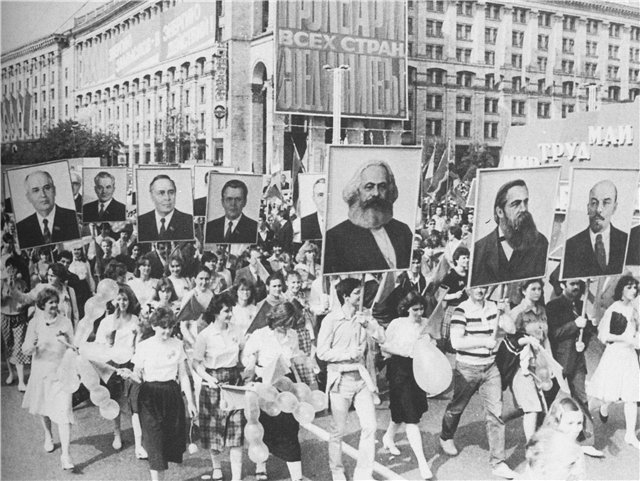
[212,468,223,481]
[255,472,268,481]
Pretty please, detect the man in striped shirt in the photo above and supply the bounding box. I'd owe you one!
[439,286,518,479]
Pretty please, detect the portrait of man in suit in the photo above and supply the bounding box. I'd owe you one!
[137,174,194,242]
[15,170,80,248]
[626,224,640,266]
[193,170,210,217]
[301,177,326,241]
[71,171,83,213]
[324,160,413,274]
[563,180,629,278]
[205,179,258,244]
[471,179,549,286]
[83,171,127,222]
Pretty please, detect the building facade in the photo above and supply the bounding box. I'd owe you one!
[2,0,639,170]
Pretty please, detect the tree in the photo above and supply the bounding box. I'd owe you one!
[457,142,497,182]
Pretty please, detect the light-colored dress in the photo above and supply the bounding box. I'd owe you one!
[587,301,640,403]
[21,311,74,424]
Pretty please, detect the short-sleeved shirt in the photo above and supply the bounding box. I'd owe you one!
[450,299,499,365]
[442,269,468,307]
[192,323,240,369]
[510,301,548,344]
[242,326,300,378]
[132,336,186,382]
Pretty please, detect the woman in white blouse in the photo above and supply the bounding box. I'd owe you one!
[122,307,197,481]
[230,278,257,340]
[69,247,95,294]
[193,293,244,481]
[380,291,433,480]
[166,255,193,303]
[128,257,159,309]
[242,302,304,481]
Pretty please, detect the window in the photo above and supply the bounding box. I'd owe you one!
[456,96,471,112]
[512,54,522,68]
[64,67,68,80]
[485,74,496,89]
[562,60,574,74]
[171,93,176,107]
[586,40,598,57]
[485,51,495,65]
[426,119,442,136]
[537,102,550,118]
[158,96,163,111]
[609,23,621,38]
[512,100,525,116]
[185,90,190,106]
[485,27,498,44]
[485,4,500,20]
[426,0,444,13]
[537,56,548,71]
[457,1,473,16]
[136,123,140,138]
[50,88,54,100]
[484,122,498,139]
[34,76,37,87]
[200,86,206,103]
[538,34,549,51]
[562,38,574,54]
[608,45,619,60]
[585,62,598,77]
[629,68,640,82]
[512,31,524,48]
[512,7,527,24]
[126,103,130,116]
[455,120,471,138]
[200,112,205,130]
[408,42,414,56]
[427,20,443,37]
[632,26,640,42]
[607,66,619,80]
[587,19,599,35]
[34,109,38,120]
[563,16,576,31]
[512,76,522,91]
[34,93,38,104]
[116,106,120,119]
[608,86,620,100]
[64,86,68,98]
[427,69,445,85]
[538,12,552,27]
[426,94,443,111]
[485,98,498,113]
[631,48,640,63]
[457,71,473,86]
[562,81,574,96]
[456,24,472,41]
[456,48,472,63]
[51,107,55,119]
[562,104,575,118]
[426,45,444,60]
[42,73,46,84]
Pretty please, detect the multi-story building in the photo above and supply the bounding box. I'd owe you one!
[2,0,639,170]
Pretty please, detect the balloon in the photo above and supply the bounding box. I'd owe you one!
[76,357,101,390]
[412,337,453,396]
[292,383,311,403]
[273,376,295,393]
[60,374,81,395]
[244,391,261,423]
[244,422,265,443]
[90,385,111,406]
[293,402,315,425]
[84,297,107,320]
[276,391,299,413]
[97,279,119,301]
[262,401,282,417]
[309,390,327,412]
[248,442,269,464]
[540,380,553,391]
[188,443,199,454]
[99,399,120,420]
[255,383,279,403]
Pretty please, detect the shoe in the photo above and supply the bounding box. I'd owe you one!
[135,445,148,460]
[599,406,608,423]
[491,462,517,479]
[212,468,223,481]
[624,434,640,449]
[60,455,75,470]
[419,463,433,480]
[5,373,14,385]
[582,446,604,458]
[44,437,54,453]
[382,434,401,456]
[439,437,458,456]
[255,472,268,481]
[17,383,26,392]
[112,435,122,450]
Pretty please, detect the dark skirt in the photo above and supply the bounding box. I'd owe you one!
[259,410,301,462]
[105,361,134,409]
[1,312,30,364]
[387,355,428,424]
[199,366,245,451]
[139,380,186,471]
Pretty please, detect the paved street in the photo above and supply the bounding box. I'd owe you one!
[2,343,639,480]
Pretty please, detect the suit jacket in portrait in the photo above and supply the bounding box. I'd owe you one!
[205,214,258,244]
[471,227,549,286]
[194,196,207,217]
[16,205,80,249]
[324,218,413,274]
[83,198,127,222]
[137,209,194,242]
[301,212,323,240]
[563,225,628,278]
[626,224,640,266]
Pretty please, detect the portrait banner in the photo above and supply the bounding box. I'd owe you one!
[82,167,128,224]
[135,167,194,243]
[193,165,237,217]
[7,160,81,249]
[299,173,327,241]
[469,166,560,288]
[322,145,421,275]
[204,173,262,246]
[561,167,638,280]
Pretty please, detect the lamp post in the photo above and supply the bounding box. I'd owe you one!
[323,64,350,145]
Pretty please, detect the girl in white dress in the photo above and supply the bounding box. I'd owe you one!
[587,275,640,448]
[128,257,159,308]
[167,255,193,303]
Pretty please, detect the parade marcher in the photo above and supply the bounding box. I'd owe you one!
[317,278,385,481]
[242,302,305,481]
[193,293,244,481]
[128,257,160,308]
[380,291,434,480]
[546,279,603,457]
[1,256,30,390]
[396,251,427,295]
[587,275,640,449]
[150,277,181,317]
[179,267,214,350]
[21,288,76,470]
[439,286,518,479]
[230,278,257,339]
[247,273,284,334]
[122,307,197,480]
[166,255,193,303]
[201,252,228,295]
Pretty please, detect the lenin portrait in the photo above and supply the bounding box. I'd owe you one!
[323,145,422,275]
[8,161,81,249]
[82,168,127,222]
[469,166,560,287]
[562,168,637,279]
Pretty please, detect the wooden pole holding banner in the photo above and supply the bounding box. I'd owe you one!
[577,278,590,351]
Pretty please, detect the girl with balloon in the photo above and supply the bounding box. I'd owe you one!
[21,287,76,470]
[192,292,245,481]
[380,291,434,480]
[242,302,305,481]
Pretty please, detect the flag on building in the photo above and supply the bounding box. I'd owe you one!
[291,139,306,206]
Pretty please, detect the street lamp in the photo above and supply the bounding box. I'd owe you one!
[323,64,350,145]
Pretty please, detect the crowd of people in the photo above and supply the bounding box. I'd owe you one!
[1,196,639,481]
